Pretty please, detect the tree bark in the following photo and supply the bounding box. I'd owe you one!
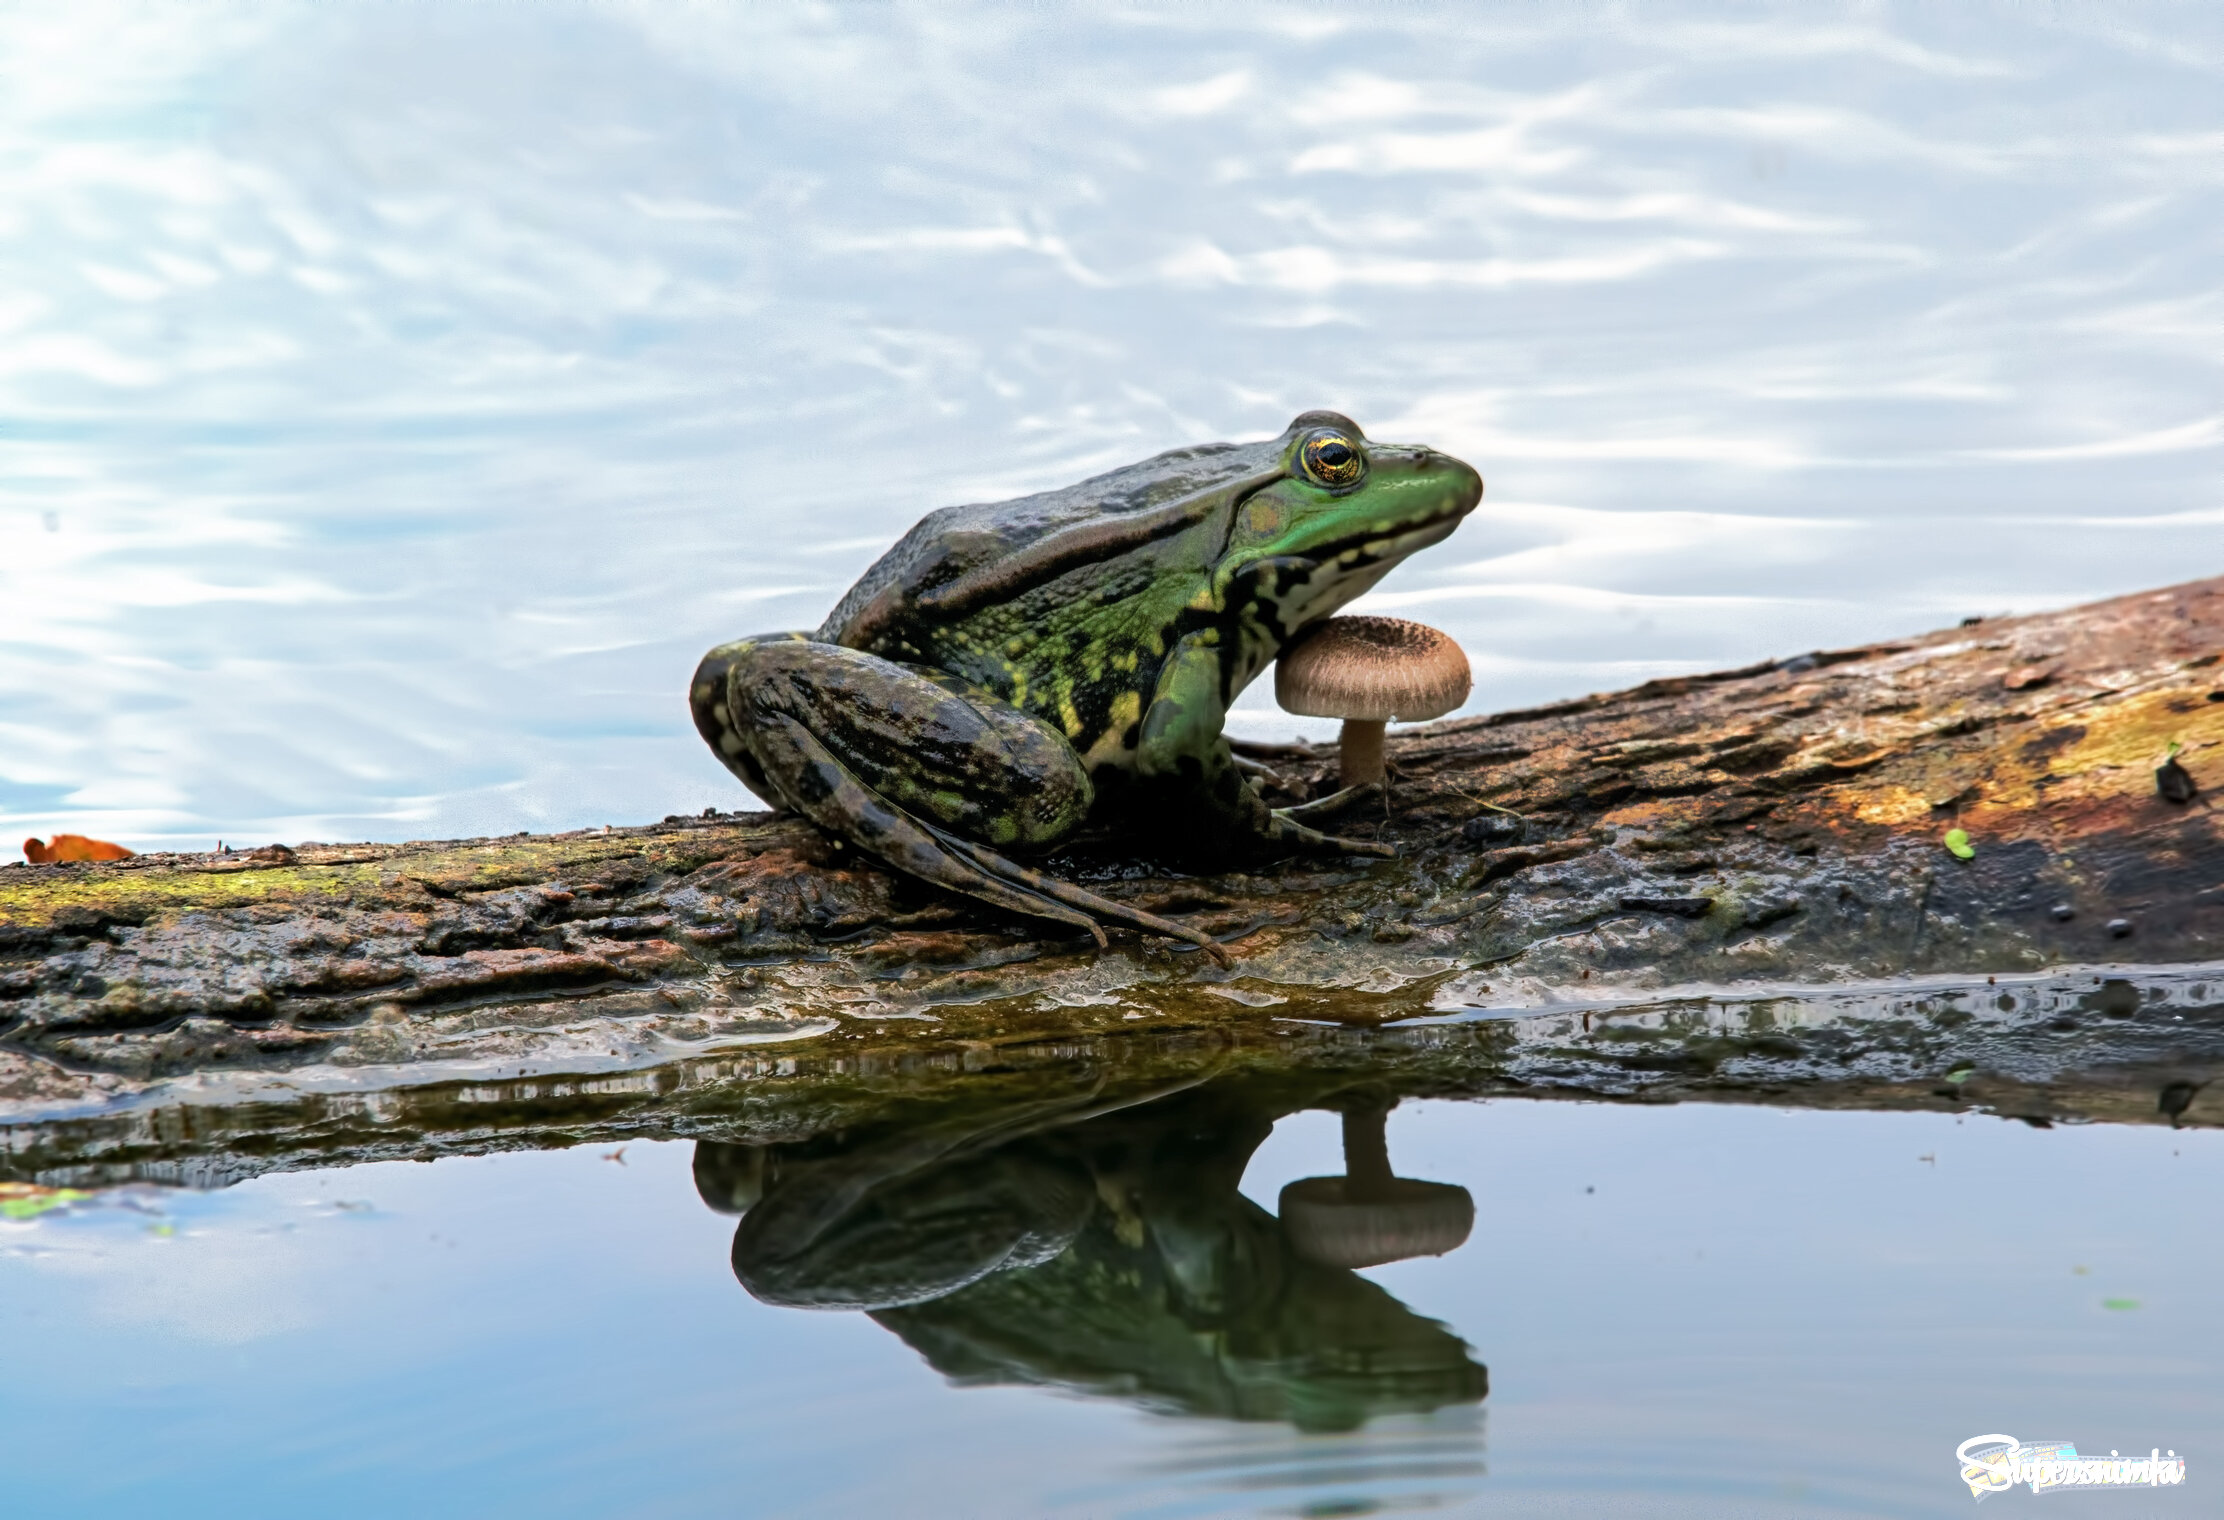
[4,574,2221,1139]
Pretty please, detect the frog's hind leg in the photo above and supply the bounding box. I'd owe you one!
[701,637,1230,962]
[758,710,1231,965]
[692,633,811,802]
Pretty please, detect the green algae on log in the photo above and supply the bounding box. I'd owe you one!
[3,574,2221,1118]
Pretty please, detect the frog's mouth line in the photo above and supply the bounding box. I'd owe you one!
[1295,509,1469,579]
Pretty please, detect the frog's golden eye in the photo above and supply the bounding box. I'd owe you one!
[1299,430,1365,489]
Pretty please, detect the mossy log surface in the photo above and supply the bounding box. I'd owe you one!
[5,575,2223,1177]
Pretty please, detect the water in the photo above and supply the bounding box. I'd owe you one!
[5,11,2221,1512]
[3,1088,2215,1517]
[5,4,2222,851]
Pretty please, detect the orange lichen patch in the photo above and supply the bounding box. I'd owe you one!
[1844,785,1934,827]
[1597,799,1693,833]
[23,834,134,864]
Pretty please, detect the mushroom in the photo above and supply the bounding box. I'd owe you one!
[1277,1098,1475,1270]
[1275,617,1471,790]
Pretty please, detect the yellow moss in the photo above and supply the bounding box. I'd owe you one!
[2049,689,2224,778]
[1849,785,1933,826]
[0,824,785,930]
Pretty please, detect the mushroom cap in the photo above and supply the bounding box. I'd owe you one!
[1277,1176,1476,1269]
[1276,617,1472,723]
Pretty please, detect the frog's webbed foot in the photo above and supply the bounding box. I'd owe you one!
[1265,792,1396,860]
[1274,782,1382,824]
[1229,752,1289,790]
[923,821,1233,967]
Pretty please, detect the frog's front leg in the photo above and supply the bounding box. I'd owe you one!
[1134,632,1394,862]
[691,636,1230,962]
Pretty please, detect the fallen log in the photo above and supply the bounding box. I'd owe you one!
[3,574,2221,1126]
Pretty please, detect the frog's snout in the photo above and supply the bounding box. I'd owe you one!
[1414,449,1484,519]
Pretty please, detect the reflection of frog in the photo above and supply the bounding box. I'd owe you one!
[700,1081,1487,1432]
[692,415,1482,955]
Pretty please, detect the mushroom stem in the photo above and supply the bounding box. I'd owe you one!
[1338,719,1387,789]
[1341,1102,1396,1201]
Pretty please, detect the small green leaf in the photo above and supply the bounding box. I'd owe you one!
[1943,828,1975,860]
[2166,739,2183,757]
[2102,1297,2140,1311]
[1944,1065,1974,1085]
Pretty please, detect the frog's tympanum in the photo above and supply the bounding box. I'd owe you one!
[691,414,1483,955]
[703,1080,1488,1432]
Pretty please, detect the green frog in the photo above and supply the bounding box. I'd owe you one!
[691,411,1482,958]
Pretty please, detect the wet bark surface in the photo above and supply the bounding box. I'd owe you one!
[4,576,2221,1174]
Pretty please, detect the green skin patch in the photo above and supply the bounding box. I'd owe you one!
[691,412,1483,954]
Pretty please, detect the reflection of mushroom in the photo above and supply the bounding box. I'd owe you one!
[693,1142,769,1215]
[1278,1099,1474,1270]
[1276,617,1472,789]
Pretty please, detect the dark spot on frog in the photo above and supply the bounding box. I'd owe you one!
[2107,917,2134,939]
[794,759,841,806]
[2049,903,2075,922]
[2156,756,2197,803]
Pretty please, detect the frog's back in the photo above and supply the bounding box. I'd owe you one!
[817,438,1276,645]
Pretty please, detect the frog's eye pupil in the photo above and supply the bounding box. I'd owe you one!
[1302,431,1364,486]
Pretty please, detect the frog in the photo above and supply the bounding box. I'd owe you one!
[690,411,1482,959]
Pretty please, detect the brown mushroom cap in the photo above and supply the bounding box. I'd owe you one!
[1276,616,1472,723]
[1278,1176,1476,1269]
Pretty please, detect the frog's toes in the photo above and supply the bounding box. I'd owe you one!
[1274,782,1383,823]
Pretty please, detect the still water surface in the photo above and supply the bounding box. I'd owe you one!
[4,4,2222,849]
[4,1092,2215,1517]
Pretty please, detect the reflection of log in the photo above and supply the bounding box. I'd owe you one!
[10,980,2224,1191]
[3,575,2222,1121]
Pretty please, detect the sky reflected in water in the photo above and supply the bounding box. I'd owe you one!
[3,4,2221,850]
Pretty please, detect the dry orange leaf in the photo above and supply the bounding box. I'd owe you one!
[22,833,135,864]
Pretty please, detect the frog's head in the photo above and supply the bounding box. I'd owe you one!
[1215,411,1482,646]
